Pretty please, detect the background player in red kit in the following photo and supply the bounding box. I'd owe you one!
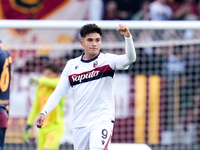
[0,40,12,150]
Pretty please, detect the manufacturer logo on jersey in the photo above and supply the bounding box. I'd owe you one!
[93,61,98,68]
[102,140,105,145]
[75,66,78,70]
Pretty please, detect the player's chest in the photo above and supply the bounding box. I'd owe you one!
[69,60,106,75]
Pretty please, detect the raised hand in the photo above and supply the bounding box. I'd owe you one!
[117,24,131,37]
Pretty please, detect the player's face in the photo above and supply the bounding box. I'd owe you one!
[43,69,57,78]
[80,33,101,60]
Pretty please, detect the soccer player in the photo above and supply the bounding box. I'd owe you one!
[35,23,136,150]
[0,40,12,150]
[23,63,65,150]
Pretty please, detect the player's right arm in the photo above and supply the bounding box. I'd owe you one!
[35,65,71,128]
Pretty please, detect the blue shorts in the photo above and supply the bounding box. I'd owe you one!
[0,128,6,150]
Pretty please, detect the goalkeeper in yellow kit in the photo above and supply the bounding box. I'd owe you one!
[23,63,65,150]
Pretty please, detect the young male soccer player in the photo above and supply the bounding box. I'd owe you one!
[23,63,65,150]
[0,40,12,150]
[35,23,136,150]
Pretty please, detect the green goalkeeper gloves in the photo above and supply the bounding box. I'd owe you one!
[23,131,31,143]
[23,124,31,143]
[29,76,38,86]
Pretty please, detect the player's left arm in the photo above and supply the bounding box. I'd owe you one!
[114,24,136,69]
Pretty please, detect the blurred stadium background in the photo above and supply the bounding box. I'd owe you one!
[1,0,200,150]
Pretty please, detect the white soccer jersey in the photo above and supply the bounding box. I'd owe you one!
[41,36,136,128]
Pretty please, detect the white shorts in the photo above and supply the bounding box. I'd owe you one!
[73,121,114,150]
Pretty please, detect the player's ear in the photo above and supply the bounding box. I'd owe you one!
[80,40,84,47]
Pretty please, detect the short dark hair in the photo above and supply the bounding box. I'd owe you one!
[43,63,59,74]
[80,24,102,38]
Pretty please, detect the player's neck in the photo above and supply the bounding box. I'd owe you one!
[83,53,99,60]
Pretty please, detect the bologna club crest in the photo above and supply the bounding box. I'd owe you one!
[93,61,98,68]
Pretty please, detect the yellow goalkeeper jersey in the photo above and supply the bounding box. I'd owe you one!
[27,77,65,127]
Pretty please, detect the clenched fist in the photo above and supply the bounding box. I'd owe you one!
[117,24,131,37]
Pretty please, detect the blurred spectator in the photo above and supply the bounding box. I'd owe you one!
[115,0,140,20]
[131,0,151,20]
[103,0,120,20]
[163,46,185,77]
[182,45,200,93]
[149,0,173,20]
[152,47,168,75]
[137,30,154,56]
[192,87,200,143]
[170,0,199,20]
[162,46,185,131]
[87,0,104,20]
[15,56,50,73]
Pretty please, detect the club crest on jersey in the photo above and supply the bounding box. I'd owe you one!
[93,61,98,68]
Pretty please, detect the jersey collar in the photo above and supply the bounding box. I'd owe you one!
[81,53,100,63]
